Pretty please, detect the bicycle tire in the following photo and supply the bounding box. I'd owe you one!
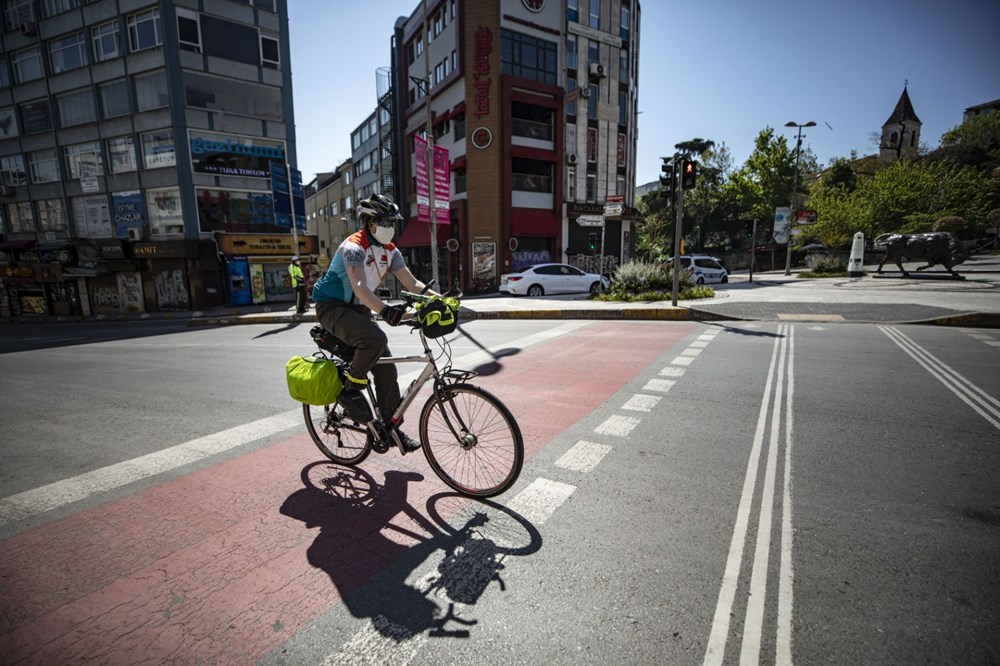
[302,402,372,466]
[419,383,524,498]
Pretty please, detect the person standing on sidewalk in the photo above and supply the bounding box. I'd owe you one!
[288,255,307,314]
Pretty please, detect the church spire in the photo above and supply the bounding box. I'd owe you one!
[885,82,921,126]
[880,82,922,162]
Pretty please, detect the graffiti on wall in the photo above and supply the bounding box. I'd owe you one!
[154,269,190,309]
[118,272,143,312]
[568,254,619,275]
[512,250,551,271]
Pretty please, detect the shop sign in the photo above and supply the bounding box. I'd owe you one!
[131,240,195,258]
[190,131,285,179]
[473,27,492,118]
[471,127,492,149]
[217,234,318,256]
[112,191,146,238]
[81,176,100,193]
[97,239,127,260]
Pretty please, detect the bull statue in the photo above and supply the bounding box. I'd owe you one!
[874,232,968,277]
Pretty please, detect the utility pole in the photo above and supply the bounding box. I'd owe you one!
[422,0,439,288]
[784,121,815,275]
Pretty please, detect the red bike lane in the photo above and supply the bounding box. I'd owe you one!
[0,321,695,664]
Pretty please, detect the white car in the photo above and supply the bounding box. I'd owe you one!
[669,255,729,285]
[499,263,610,296]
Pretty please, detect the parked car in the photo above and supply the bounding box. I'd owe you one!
[499,263,610,296]
[667,255,729,285]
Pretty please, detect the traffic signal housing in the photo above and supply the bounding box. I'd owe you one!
[588,232,597,252]
[744,220,754,238]
[681,159,698,190]
[659,158,675,201]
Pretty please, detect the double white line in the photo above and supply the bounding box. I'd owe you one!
[880,326,1000,430]
[705,324,796,666]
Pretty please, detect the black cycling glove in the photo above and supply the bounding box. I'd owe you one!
[380,304,406,326]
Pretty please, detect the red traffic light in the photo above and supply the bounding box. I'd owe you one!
[681,159,698,189]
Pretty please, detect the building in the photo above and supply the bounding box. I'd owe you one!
[963,98,1000,122]
[390,0,640,292]
[879,85,921,163]
[304,159,353,270]
[0,0,304,316]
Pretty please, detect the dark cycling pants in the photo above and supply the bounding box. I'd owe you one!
[316,301,400,421]
[294,285,307,313]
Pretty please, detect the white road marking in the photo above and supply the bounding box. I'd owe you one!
[671,356,695,366]
[968,333,992,340]
[689,340,710,348]
[642,378,676,393]
[1,323,593,528]
[776,327,797,665]
[594,415,641,438]
[681,347,703,357]
[621,394,660,413]
[503,477,576,525]
[660,367,686,377]
[555,441,612,473]
[322,616,424,666]
[986,340,1000,347]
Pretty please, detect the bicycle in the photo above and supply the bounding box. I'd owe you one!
[301,288,524,498]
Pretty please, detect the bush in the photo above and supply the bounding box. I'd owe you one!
[609,260,671,295]
[808,255,848,274]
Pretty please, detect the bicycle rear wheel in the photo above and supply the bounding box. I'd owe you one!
[303,402,372,465]
[419,383,524,498]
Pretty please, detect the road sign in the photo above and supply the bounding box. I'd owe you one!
[605,194,624,203]
[796,209,818,224]
[603,204,623,217]
[577,215,605,227]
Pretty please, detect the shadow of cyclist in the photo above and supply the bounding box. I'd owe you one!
[280,462,540,640]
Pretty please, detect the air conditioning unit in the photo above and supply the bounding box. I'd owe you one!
[578,87,591,98]
[127,227,144,241]
[566,153,578,165]
[20,22,37,37]
[0,185,13,197]
[588,62,606,78]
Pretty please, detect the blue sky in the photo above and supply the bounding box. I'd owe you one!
[287,0,1000,189]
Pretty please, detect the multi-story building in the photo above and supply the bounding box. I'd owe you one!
[0,0,304,316]
[304,158,353,269]
[390,0,640,292]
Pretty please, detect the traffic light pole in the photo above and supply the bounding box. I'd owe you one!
[671,183,684,307]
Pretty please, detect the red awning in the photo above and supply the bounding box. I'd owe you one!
[0,239,36,250]
[450,155,467,170]
[395,222,451,248]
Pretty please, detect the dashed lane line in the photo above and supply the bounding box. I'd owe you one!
[594,415,641,437]
[555,441,613,473]
[642,378,676,393]
[622,394,661,412]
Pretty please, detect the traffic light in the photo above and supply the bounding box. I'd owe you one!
[659,158,675,201]
[681,159,698,190]
[588,232,597,252]
[744,220,754,238]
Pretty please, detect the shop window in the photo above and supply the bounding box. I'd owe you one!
[0,154,27,186]
[100,79,130,118]
[57,88,97,127]
[142,129,175,169]
[92,21,120,62]
[6,201,35,233]
[107,135,137,173]
[127,8,162,52]
[135,70,168,111]
[64,142,103,178]
[13,46,43,84]
[49,32,88,74]
[37,199,67,231]
[147,186,184,235]
[29,149,59,183]
[72,195,112,238]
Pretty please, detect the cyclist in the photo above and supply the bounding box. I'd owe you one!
[311,193,438,451]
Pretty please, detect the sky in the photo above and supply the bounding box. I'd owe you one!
[287,0,1000,189]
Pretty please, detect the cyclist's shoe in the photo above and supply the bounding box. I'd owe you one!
[337,371,373,423]
[395,429,422,453]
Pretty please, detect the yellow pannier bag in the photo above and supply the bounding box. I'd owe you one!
[286,355,343,406]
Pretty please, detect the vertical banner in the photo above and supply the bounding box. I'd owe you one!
[414,135,430,223]
[270,162,291,228]
[432,144,450,224]
[773,207,791,245]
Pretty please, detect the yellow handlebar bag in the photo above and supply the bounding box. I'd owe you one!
[286,355,343,405]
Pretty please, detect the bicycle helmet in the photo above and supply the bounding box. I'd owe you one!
[357,193,402,226]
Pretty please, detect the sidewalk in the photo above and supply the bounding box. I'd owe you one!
[6,259,1000,328]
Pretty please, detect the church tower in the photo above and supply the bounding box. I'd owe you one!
[880,84,922,162]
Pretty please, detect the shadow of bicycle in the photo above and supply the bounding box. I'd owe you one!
[279,461,542,641]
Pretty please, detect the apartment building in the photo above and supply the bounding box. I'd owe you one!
[390,0,640,291]
[0,0,302,315]
[304,158,353,269]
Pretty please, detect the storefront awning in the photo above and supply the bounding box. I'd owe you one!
[0,239,37,250]
[395,222,451,248]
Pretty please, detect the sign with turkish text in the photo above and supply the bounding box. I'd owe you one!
[218,233,318,256]
[414,136,451,224]
[473,27,493,118]
[112,190,146,238]
[190,131,285,179]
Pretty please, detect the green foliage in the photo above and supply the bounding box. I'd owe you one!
[808,255,847,274]
[610,260,671,294]
[932,216,967,234]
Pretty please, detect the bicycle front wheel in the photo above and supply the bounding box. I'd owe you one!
[303,403,372,466]
[419,383,524,498]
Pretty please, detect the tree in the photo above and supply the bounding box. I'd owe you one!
[682,143,734,251]
[928,112,1000,171]
[725,128,804,242]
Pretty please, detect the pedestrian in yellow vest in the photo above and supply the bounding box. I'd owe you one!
[288,256,306,314]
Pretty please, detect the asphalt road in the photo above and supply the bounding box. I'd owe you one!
[1,320,998,664]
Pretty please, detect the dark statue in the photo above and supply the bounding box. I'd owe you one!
[874,232,968,277]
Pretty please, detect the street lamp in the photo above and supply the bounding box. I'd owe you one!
[783,120,815,276]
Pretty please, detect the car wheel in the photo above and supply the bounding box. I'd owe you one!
[696,276,705,285]
[527,284,544,297]
[589,282,601,294]
[721,276,728,284]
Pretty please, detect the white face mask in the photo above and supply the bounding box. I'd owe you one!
[372,225,394,245]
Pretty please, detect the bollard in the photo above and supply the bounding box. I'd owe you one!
[848,231,865,277]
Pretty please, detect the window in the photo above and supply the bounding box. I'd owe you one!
[72,195,112,238]
[588,84,598,119]
[100,79,130,118]
[0,57,10,88]
[135,70,168,111]
[588,40,599,65]
[566,78,577,117]
[19,99,53,134]
[127,8,162,52]
[3,0,33,31]
[0,106,18,139]
[147,187,183,235]
[587,127,597,162]
[454,112,466,140]
[352,131,362,150]
[511,158,552,193]
[618,90,626,125]
[49,32,88,74]
[586,172,596,202]
[619,49,628,85]
[43,0,81,17]
[620,6,630,41]
[0,154,27,185]
[184,72,282,120]
[37,199,67,231]
[13,47,43,84]
[92,21,120,62]
[616,174,626,195]
[65,142,104,178]
[142,129,175,168]
[260,32,279,68]
[56,88,96,127]
[500,30,558,85]
[177,8,201,52]
[107,136,137,173]
[567,165,576,200]
[589,0,600,29]
[29,149,59,183]
[6,202,34,233]
[566,35,577,71]
[567,0,578,23]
